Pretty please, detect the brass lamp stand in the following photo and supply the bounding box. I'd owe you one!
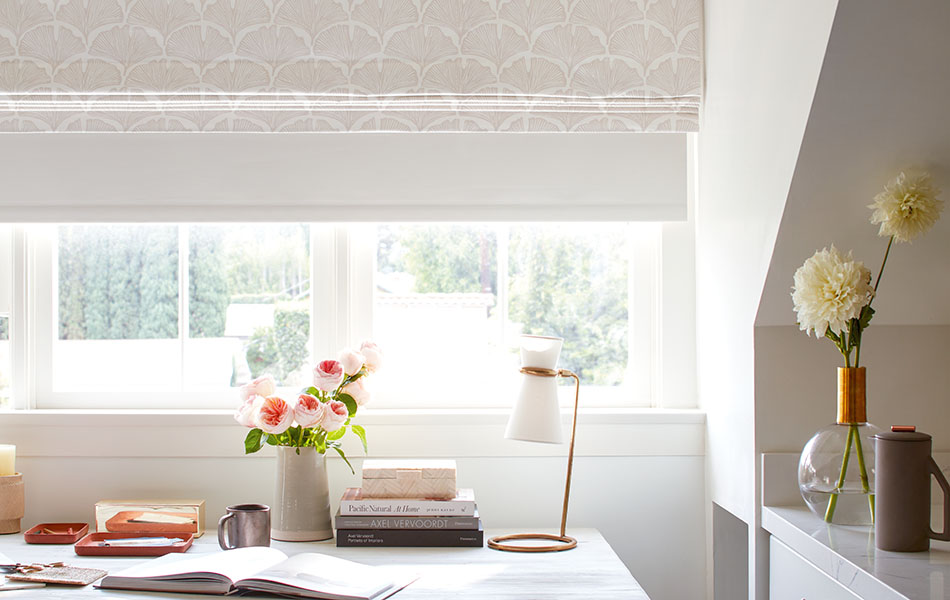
[488,366,580,553]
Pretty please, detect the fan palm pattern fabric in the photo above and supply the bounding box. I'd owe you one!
[0,0,702,132]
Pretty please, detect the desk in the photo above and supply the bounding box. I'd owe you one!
[0,528,648,599]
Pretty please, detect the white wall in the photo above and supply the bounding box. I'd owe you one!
[755,325,950,453]
[1,411,705,600]
[697,1,838,598]
[749,0,950,597]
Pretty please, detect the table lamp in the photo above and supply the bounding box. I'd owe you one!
[488,335,580,553]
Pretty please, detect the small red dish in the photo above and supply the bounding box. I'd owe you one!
[74,532,193,556]
[24,523,89,544]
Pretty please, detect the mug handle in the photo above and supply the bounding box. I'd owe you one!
[218,513,235,550]
[928,457,950,541]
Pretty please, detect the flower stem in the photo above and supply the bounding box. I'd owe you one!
[872,236,894,299]
[825,425,855,522]
[852,425,874,522]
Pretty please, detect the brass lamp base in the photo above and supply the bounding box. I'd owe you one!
[488,533,577,553]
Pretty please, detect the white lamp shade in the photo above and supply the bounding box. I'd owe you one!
[504,336,564,444]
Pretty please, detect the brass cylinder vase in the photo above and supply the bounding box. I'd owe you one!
[798,367,879,525]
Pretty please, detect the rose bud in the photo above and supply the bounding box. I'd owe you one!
[313,360,344,393]
[360,341,383,373]
[338,349,365,376]
[254,396,294,435]
[240,374,276,402]
[321,399,349,432]
[294,393,325,428]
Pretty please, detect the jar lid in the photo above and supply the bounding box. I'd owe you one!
[873,425,931,442]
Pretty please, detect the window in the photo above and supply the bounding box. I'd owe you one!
[374,223,656,407]
[7,222,672,410]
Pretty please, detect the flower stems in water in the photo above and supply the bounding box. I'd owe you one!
[852,427,874,521]
[825,425,854,522]
[824,423,874,523]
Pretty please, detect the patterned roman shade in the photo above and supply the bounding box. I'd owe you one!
[0,0,703,133]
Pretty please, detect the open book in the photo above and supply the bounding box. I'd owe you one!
[98,547,411,599]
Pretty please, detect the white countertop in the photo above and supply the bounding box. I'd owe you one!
[0,528,647,599]
[763,505,950,600]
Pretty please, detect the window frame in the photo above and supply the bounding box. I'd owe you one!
[6,221,690,410]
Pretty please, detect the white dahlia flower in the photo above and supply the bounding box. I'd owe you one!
[792,246,873,338]
[869,171,944,242]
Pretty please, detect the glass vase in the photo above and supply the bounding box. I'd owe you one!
[798,367,879,525]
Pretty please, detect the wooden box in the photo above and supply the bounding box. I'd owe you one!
[95,500,205,538]
[361,460,457,499]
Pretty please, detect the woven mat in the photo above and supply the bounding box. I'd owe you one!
[7,566,107,586]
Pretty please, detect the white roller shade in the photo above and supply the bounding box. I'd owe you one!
[0,132,687,222]
[0,0,702,133]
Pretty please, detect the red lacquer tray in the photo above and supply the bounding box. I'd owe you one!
[74,532,193,556]
[24,523,89,544]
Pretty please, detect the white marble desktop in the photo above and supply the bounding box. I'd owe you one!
[764,505,950,600]
[0,528,647,599]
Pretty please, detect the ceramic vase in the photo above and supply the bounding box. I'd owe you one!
[271,446,333,541]
[798,367,879,525]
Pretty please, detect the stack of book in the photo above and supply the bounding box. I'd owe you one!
[334,488,483,547]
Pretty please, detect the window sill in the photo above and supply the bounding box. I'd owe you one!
[0,407,705,459]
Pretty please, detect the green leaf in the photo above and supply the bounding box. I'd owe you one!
[304,386,320,397]
[338,393,358,417]
[858,305,875,329]
[244,428,264,454]
[824,328,841,344]
[351,425,368,454]
[332,446,355,474]
[327,426,347,441]
[265,434,280,446]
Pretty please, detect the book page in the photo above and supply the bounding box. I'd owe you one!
[107,546,287,584]
[237,553,396,600]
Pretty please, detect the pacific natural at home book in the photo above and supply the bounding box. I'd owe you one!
[98,547,411,599]
[339,488,475,516]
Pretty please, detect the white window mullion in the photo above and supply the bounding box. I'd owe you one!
[178,225,189,392]
[21,226,54,409]
[311,224,339,361]
[347,224,375,348]
[628,223,660,408]
[495,224,509,346]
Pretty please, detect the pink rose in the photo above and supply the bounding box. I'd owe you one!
[234,395,263,428]
[313,360,344,393]
[343,377,372,407]
[254,396,294,434]
[294,394,325,428]
[359,341,383,373]
[338,349,364,376]
[240,374,276,402]
[321,399,348,432]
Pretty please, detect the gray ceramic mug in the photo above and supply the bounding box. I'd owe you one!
[218,504,271,550]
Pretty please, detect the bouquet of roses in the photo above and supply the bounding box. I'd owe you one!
[234,341,382,472]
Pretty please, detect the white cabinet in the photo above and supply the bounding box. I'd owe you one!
[770,537,862,600]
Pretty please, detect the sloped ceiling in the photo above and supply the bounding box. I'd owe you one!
[757,0,950,326]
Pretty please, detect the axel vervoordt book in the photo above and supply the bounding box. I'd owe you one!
[339,488,476,516]
[336,526,484,548]
[97,546,414,599]
[334,509,480,530]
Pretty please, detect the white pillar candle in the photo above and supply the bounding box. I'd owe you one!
[0,445,15,476]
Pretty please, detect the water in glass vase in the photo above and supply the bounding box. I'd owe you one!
[798,421,880,526]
